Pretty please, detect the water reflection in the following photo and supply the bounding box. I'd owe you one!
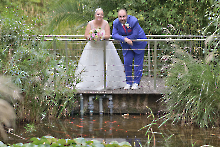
[3,114,220,146]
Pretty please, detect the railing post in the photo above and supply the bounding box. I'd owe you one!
[88,96,94,116]
[53,39,56,91]
[154,41,157,90]
[103,41,107,90]
[148,41,151,77]
[99,95,103,115]
[89,116,93,132]
[108,95,113,115]
[99,115,103,131]
[190,39,192,55]
[80,94,84,116]
[65,41,68,85]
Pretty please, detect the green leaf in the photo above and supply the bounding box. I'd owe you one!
[113,13,118,18]
[50,143,60,147]
[67,140,77,145]
[108,11,113,17]
[109,22,113,27]
[57,139,67,145]
[91,140,104,147]
[109,141,119,145]
[119,141,132,146]
[30,137,39,142]
[141,0,146,3]
[29,0,41,3]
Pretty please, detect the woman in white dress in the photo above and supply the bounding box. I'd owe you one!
[75,8,126,90]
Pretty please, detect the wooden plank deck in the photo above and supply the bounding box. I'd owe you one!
[77,76,166,94]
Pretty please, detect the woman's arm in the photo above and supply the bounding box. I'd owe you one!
[84,22,91,39]
[104,23,110,40]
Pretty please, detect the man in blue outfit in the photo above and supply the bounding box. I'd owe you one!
[112,9,147,89]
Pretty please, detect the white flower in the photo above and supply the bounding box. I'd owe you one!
[89,30,93,34]
[125,23,130,28]
[96,28,101,33]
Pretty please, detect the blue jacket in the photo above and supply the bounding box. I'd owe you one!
[112,15,147,55]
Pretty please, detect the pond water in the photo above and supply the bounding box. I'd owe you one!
[4,114,220,147]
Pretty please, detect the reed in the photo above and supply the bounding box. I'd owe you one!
[0,4,79,123]
[161,47,220,127]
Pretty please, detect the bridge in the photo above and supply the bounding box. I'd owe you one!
[38,35,206,115]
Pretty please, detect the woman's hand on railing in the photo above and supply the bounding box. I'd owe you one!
[103,34,110,40]
[84,35,90,40]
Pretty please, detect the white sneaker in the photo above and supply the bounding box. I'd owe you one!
[131,83,139,89]
[124,84,131,90]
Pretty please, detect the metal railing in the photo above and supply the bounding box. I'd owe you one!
[38,35,207,90]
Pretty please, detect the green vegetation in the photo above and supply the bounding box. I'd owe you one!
[161,48,220,127]
[159,10,220,128]
[1,0,220,146]
[0,0,220,130]
[159,0,220,128]
[0,2,78,122]
[0,136,131,147]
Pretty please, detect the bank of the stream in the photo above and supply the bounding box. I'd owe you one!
[1,114,219,147]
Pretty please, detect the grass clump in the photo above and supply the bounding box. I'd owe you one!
[161,48,220,127]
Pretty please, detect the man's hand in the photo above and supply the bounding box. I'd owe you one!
[124,37,133,46]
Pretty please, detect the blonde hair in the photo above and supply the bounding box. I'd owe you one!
[95,8,103,14]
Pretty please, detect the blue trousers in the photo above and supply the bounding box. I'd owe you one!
[124,50,144,85]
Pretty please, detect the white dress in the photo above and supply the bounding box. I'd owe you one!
[75,20,126,90]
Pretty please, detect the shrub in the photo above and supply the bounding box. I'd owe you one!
[0,4,78,122]
[161,48,220,127]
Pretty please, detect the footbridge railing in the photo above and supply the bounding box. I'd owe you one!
[37,35,207,91]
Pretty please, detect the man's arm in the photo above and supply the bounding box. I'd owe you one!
[112,21,125,42]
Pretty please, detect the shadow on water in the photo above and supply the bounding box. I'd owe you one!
[3,114,220,147]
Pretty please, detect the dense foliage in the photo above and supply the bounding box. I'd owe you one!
[160,0,220,127]
[0,4,78,121]
[161,49,220,127]
[70,0,214,35]
[1,0,220,125]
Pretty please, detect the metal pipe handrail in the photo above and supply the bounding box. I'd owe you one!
[36,38,206,41]
[37,34,217,38]
[45,36,206,91]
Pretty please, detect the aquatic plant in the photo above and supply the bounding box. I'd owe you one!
[0,136,132,147]
[138,106,174,147]
[24,123,36,133]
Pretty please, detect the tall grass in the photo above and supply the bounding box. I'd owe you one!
[159,14,220,127]
[161,46,220,127]
[0,4,79,122]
